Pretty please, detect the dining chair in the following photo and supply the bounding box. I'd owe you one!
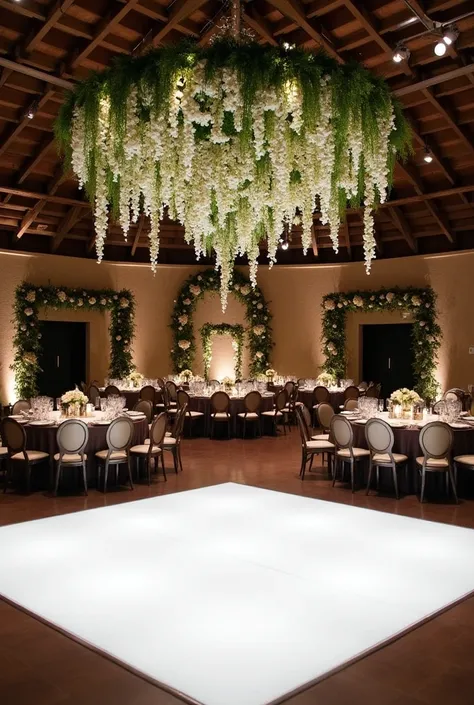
[133,399,153,423]
[210,391,231,439]
[165,381,178,406]
[163,404,187,473]
[130,412,167,484]
[54,419,89,496]
[343,385,359,401]
[416,421,457,503]
[365,418,408,500]
[139,385,156,406]
[1,417,49,494]
[454,453,474,488]
[11,399,31,416]
[331,415,370,492]
[104,385,121,398]
[314,402,335,441]
[295,406,334,480]
[297,403,334,474]
[283,384,298,428]
[312,386,330,425]
[343,398,359,412]
[95,416,134,492]
[365,384,379,398]
[88,384,100,408]
[262,389,289,435]
[177,389,204,437]
[237,391,262,438]
[297,378,306,389]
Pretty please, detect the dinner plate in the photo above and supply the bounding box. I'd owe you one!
[92,420,111,426]
[354,419,367,424]
[28,420,52,426]
[450,422,471,429]
[127,411,144,416]
[9,414,29,420]
[341,411,358,416]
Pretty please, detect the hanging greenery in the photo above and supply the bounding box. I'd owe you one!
[321,286,441,402]
[55,39,412,310]
[170,268,272,377]
[200,323,245,380]
[12,282,135,399]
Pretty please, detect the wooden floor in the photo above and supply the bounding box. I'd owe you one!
[1,431,474,705]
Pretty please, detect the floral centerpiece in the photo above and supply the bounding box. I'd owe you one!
[180,369,193,383]
[265,369,276,382]
[61,388,89,417]
[389,388,422,419]
[127,370,144,388]
[317,372,335,388]
[221,376,234,392]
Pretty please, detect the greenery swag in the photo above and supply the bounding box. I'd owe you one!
[56,39,412,309]
[170,269,272,377]
[200,323,245,380]
[321,287,441,401]
[12,282,135,399]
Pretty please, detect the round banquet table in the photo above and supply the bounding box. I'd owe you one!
[188,393,275,436]
[24,414,148,491]
[99,388,163,409]
[349,418,474,496]
[298,388,346,414]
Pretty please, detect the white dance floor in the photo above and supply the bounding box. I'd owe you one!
[1,483,474,705]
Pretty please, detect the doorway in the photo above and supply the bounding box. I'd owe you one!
[362,323,414,399]
[37,321,87,398]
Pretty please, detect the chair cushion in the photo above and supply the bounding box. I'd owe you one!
[306,440,334,450]
[0,447,8,456]
[130,444,162,455]
[187,411,204,417]
[163,437,177,446]
[416,456,449,468]
[237,412,259,419]
[167,408,178,415]
[372,452,408,464]
[337,447,370,458]
[11,450,49,462]
[454,455,474,466]
[212,412,230,419]
[165,431,172,437]
[95,450,127,461]
[312,433,330,441]
[262,410,283,417]
[54,452,87,463]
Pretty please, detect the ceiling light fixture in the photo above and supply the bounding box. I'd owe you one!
[442,25,459,45]
[25,101,37,120]
[281,239,289,250]
[423,147,433,163]
[392,44,410,63]
[434,40,447,56]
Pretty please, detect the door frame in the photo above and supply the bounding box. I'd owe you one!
[360,322,415,395]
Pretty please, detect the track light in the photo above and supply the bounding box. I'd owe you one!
[434,40,447,57]
[281,239,289,250]
[423,147,433,163]
[392,44,410,63]
[442,25,458,46]
[25,101,37,120]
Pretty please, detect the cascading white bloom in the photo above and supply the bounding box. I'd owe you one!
[66,60,398,310]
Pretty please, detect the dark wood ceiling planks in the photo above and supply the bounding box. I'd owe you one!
[0,0,473,266]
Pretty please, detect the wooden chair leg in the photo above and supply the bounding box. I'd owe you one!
[127,458,134,490]
[160,452,167,481]
[448,466,458,504]
[82,461,88,495]
[392,463,399,500]
[54,463,61,497]
[366,459,374,495]
[420,466,426,502]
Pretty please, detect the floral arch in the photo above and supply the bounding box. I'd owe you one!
[321,286,441,401]
[170,270,272,377]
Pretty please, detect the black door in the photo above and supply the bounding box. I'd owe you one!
[37,322,87,398]
[362,324,414,399]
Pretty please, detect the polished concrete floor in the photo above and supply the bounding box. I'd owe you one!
[1,431,474,705]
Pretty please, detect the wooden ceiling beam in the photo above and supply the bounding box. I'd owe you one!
[0,89,55,160]
[422,87,474,156]
[16,198,47,239]
[341,220,351,258]
[386,206,418,252]
[151,0,210,47]
[19,0,77,56]
[310,225,318,256]
[131,214,145,256]
[393,63,474,96]
[16,135,55,185]
[0,0,45,21]
[265,0,343,62]
[243,8,279,46]
[50,205,85,252]
[0,57,74,90]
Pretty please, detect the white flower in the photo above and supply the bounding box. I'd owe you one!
[24,308,34,317]
[100,298,107,305]
[77,298,83,307]
[178,314,188,325]
[24,352,37,365]
[255,352,263,358]
[189,285,201,296]
[197,275,202,281]
[183,298,191,305]
[178,339,191,350]
[240,285,251,296]
[411,295,421,306]
[419,321,426,327]
[116,335,122,341]
[25,290,36,303]
[386,292,395,302]
[89,297,96,305]
[253,325,265,336]
[353,295,363,307]
[425,303,430,308]
[337,303,343,308]
[324,299,335,311]
[58,291,67,302]
[332,324,337,328]
[370,295,375,301]
[257,303,263,310]
[20,324,27,331]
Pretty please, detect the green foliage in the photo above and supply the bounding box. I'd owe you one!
[170,269,272,377]
[321,287,441,402]
[12,283,135,398]
[200,323,245,380]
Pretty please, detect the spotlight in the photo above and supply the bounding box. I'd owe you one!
[434,40,447,57]
[442,25,458,46]
[423,147,433,163]
[392,44,410,63]
[281,240,289,250]
[24,101,37,120]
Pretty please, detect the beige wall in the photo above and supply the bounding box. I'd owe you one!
[0,247,473,402]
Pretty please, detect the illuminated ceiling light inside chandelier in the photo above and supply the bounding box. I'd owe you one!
[56,0,412,311]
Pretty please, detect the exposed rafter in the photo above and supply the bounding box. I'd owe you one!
[50,205,85,252]
[387,206,418,252]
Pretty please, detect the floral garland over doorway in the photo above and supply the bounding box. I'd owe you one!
[12,282,135,399]
[321,287,441,401]
[200,323,245,380]
[170,269,272,376]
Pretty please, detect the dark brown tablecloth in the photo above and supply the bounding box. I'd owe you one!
[188,395,274,436]
[25,418,148,490]
[350,421,474,495]
[298,389,345,414]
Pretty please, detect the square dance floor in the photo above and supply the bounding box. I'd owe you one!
[1,483,474,705]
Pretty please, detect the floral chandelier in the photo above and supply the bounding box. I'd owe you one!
[56,0,412,310]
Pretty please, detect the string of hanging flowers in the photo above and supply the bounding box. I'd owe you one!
[56,40,412,309]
